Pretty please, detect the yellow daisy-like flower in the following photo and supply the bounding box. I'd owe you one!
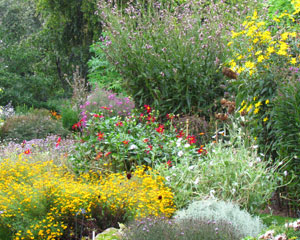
[263,117,269,122]
[257,55,264,63]
[254,108,259,114]
[290,58,297,65]
[245,61,255,69]
[265,99,270,104]
[255,101,262,108]
[227,41,233,47]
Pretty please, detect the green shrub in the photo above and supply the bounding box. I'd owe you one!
[69,107,203,173]
[123,217,244,240]
[97,0,257,116]
[175,199,265,238]
[0,109,69,142]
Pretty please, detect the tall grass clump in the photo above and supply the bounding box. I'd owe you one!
[97,0,258,116]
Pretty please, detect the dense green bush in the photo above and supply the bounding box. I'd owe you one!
[123,217,244,240]
[97,0,257,115]
[0,109,69,142]
[175,199,265,238]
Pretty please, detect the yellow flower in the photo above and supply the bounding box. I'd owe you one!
[227,41,233,47]
[255,101,262,108]
[281,32,289,41]
[245,61,255,69]
[254,108,259,114]
[241,100,246,106]
[263,117,269,122]
[257,55,264,63]
[265,99,270,104]
[267,46,275,54]
[253,38,259,44]
[290,58,297,65]
[255,50,262,55]
[247,104,253,112]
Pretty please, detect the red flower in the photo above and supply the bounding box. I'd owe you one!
[146,115,156,123]
[56,137,61,148]
[72,119,84,130]
[155,124,164,134]
[24,149,31,155]
[167,160,172,167]
[143,138,149,143]
[176,130,184,138]
[116,122,123,127]
[186,135,197,144]
[105,152,112,157]
[148,145,153,150]
[93,114,104,118]
[101,106,111,110]
[97,132,105,141]
[123,140,129,145]
[198,145,207,155]
[144,105,151,113]
[166,113,174,120]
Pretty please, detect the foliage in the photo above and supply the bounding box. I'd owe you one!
[0,109,69,142]
[97,0,258,116]
[34,0,102,80]
[175,199,265,238]
[88,42,126,94]
[61,105,80,131]
[0,157,175,239]
[69,107,203,173]
[155,123,280,211]
[271,81,300,210]
[227,7,300,211]
[123,217,243,240]
[268,0,300,19]
[79,86,135,122]
[0,0,66,109]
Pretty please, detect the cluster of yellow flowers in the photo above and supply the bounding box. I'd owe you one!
[227,9,299,77]
[0,155,175,239]
[239,97,270,121]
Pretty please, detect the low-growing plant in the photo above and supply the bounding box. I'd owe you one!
[60,104,80,131]
[69,106,204,173]
[175,199,265,238]
[123,217,243,240]
[0,157,175,239]
[0,109,69,142]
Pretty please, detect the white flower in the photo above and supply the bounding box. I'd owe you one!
[176,141,181,147]
[249,162,253,167]
[209,189,216,198]
[178,151,184,157]
[184,144,190,148]
[165,176,171,182]
[188,165,196,170]
[274,234,287,240]
[283,171,288,176]
[129,144,138,150]
[194,177,200,185]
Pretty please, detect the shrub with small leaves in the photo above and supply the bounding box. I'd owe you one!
[175,199,265,238]
[0,109,69,142]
